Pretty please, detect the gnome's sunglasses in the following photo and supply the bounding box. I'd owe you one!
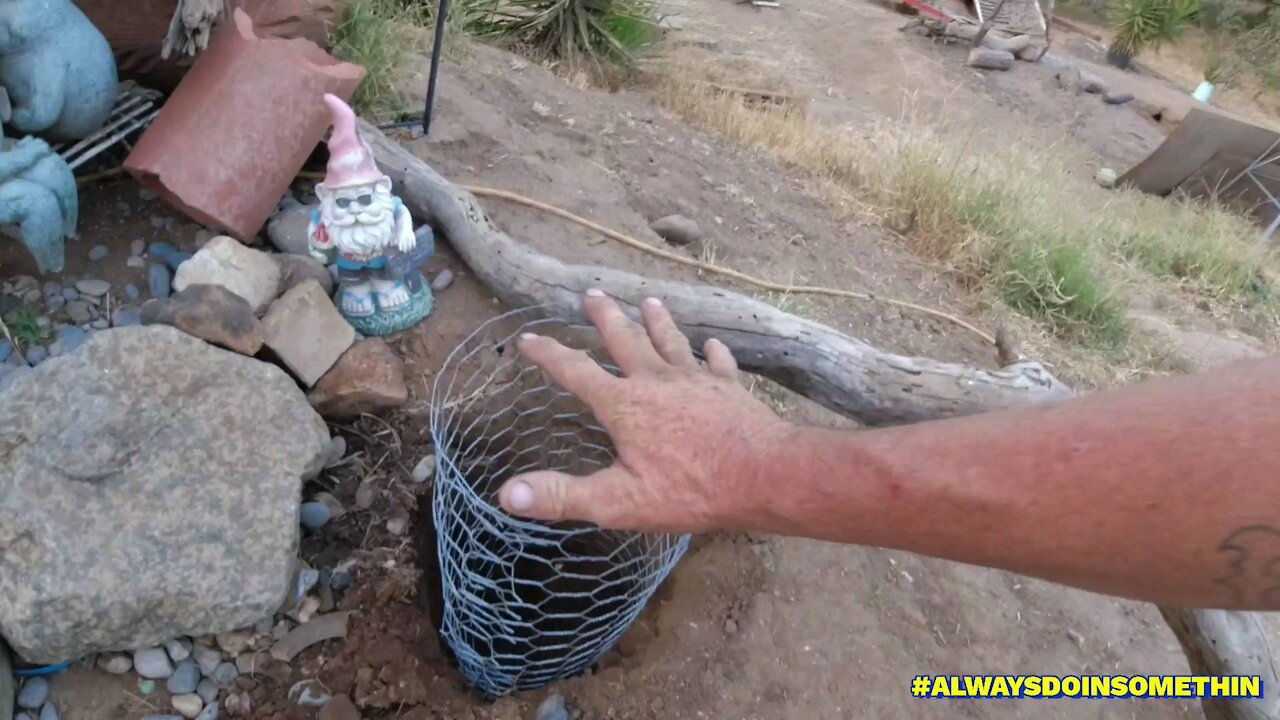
[335,195,375,210]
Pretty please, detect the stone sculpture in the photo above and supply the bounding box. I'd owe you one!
[309,94,434,336]
[0,0,118,141]
[0,0,117,272]
[0,132,77,273]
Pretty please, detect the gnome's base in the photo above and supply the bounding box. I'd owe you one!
[344,278,433,336]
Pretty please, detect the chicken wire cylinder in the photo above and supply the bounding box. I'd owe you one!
[429,308,690,698]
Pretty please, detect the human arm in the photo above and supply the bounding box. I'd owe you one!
[499,290,1280,609]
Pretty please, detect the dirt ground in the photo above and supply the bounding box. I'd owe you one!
[14,0,1274,717]
[264,6,1236,717]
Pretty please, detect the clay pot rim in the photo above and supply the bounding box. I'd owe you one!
[231,8,365,80]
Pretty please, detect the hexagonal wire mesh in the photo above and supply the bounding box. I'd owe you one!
[429,307,690,698]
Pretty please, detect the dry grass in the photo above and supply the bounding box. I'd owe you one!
[648,53,1278,358]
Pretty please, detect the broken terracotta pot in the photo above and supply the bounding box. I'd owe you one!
[124,9,364,240]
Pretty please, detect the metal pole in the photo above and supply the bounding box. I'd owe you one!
[424,0,450,136]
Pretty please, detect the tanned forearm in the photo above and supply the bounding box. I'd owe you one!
[754,356,1280,608]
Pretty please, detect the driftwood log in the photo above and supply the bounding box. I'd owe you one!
[362,121,1073,426]
[363,120,1276,719]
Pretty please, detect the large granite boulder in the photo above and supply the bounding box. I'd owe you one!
[0,326,329,663]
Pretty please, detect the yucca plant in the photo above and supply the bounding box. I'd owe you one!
[1106,0,1201,68]
[468,0,659,65]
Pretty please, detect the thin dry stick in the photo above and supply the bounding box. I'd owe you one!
[0,314,28,366]
[461,185,997,345]
[971,0,1012,47]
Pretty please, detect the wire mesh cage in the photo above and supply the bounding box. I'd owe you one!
[429,308,690,698]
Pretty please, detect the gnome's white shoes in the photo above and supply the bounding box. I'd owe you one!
[342,283,376,317]
[372,279,410,309]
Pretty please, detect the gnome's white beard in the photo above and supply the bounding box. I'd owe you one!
[323,190,398,257]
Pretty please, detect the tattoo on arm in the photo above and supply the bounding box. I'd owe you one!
[1216,525,1280,607]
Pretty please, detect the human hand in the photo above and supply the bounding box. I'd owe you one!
[498,290,792,533]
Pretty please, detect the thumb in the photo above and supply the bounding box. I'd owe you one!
[499,465,632,526]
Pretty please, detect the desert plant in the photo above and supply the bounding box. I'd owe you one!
[331,0,425,118]
[2,304,51,351]
[467,0,659,65]
[1106,0,1201,68]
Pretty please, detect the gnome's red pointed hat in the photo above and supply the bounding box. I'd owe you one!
[320,93,384,189]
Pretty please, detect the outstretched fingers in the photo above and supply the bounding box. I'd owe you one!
[583,289,666,375]
[704,338,739,381]
[640,297,697,368]
[518,332,618,407]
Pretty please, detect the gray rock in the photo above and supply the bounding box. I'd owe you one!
[17,678,49,710]
[0,327,329,663]
[65,301,91,325]
[0,366,31,394]
[165,637,193,662]
[195,702,218,720]
[126,284,141,301]
[88,245,109,262]
[113,306,143,327]
[299,502,331,530]
[171,695,203,720]
[135,647,175,679]
[97,652,132,674]
[60,287,78,302]
[149,263,173,300]
[649,214,702,246]
[39,702,58,720]
[212,662,239,689]
[25,345,48,366]
[16,715,32,720]
[262,282,354,387]
[132,239,147,256]
[50,327,88,357]
[90,318,109,330]
[411,455,435,483]
[42,281,61,299]
[196,678,220,704]
[267,202,317,256]
[75,279,111,297]
[192,644,221,676]
[151,216,167,229]
[431,269,454,292]
[117,201,131,214]
[0,340,11,363]
[140,188,157,201]
[1103,91,1135,105]
[128,256,147,269]
[47,296,66,313]
[22,288,41,304]
[1080,71,1108,94]
[325,436,346,467]
[968,47,1015,70]
[536,694,570,720]
[168,659,201,694]
[273,254,334,297]
[174,237,281,315]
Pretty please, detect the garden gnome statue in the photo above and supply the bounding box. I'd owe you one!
[309,94,434,335]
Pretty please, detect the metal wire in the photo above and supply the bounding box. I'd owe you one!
[429,308,689,698]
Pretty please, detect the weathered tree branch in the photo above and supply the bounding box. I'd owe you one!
[364,121,1277,719]
[363,121,1072,427]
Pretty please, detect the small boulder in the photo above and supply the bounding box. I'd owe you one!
[1095,167,1118,189]
[262,281,354,387]
[306,338,408,419]
[267,201,317,256]
[168,659,202,694]
[650,214,702,246]
[1080,71,1109,94]
[430,269,454,292]
[75,279,111,297]
[134,647,175,679]
[17,677,49,710]
[273,254,334,297]
[65,301,91,325]
[967,47,1015,71]
[299,502,331,530]
[1015,43,1044,61]
[97,652,133,674]
[0,327,329,663]
[141,285,265,356]
[89,245,109,262]
[1103,91,1135,105]
[196,678,220,704]
[192,645,222,677]
[173,236,281,316]
[172,694,204,719]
